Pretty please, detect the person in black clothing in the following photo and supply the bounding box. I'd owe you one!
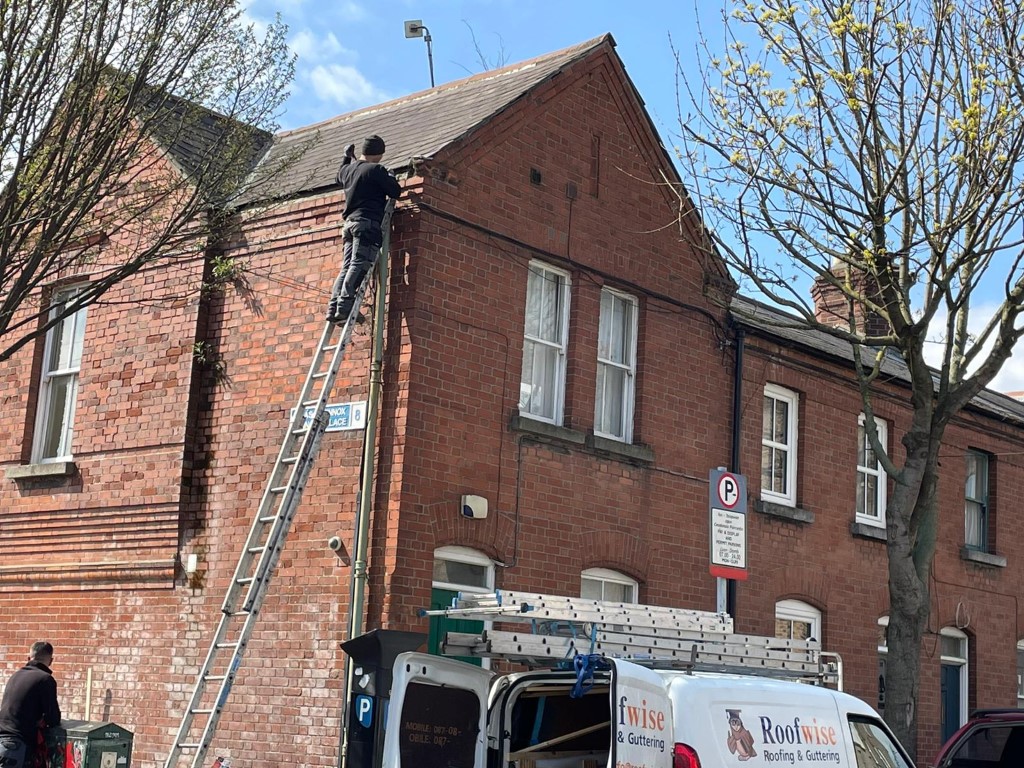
[0,642,60,768]
[327,134,402,324]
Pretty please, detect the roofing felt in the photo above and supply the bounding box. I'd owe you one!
[240,34,614,204]
[730,294,1024,427]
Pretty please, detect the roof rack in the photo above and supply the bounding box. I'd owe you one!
[421,590,842,689]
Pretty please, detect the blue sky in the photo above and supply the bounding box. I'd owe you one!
[241,0,1024,395]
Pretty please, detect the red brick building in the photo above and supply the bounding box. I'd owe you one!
[1,34,1022,767]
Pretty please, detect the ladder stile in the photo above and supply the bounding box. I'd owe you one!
[164,201,396,768]
[429,591,843,690]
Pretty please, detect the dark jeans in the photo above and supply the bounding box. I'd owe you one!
[329,220,381,316]
[0,735,26,768]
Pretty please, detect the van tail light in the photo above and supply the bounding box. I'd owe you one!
[672,743,702,768]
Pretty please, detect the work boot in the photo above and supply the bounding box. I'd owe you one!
[325,298,340,323]
[332,299,355,324]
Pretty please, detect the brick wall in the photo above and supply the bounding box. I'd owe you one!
[0,41,1022,768]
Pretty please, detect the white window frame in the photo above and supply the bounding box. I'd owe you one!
[775,599,821,642]
[964,450,990,551]
[878,616,889,713]
[581,567,638,603]
[762,384,799,506]
[32,285,88,463]
[940,627,969,733]
[433,546,495,670]
[519,261,571,426]
[432,545,495,594]
[594,288,638,443]
[1017,640,1024,708]
[856,414,888,527]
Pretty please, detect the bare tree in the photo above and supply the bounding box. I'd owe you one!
[0,0,298,363]
[676,0,1024,756]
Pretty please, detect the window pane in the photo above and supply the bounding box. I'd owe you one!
[941,635,965,659]
[773,449,788,493]
[773,399,789,443]
[602,580,634,603]
[521,341,557,419]
[849,719,912,768]
[596,364,625,436]
[858,424,867,466]
[762,396,774,440]
[861,475,878,518]
[581,578,603,601]
[965,500,984,548]
[524,268,544,338]
[761,446,773,491]
[40,375,74,459]
[950,726,1012,760]
[965,454,979,498]
[433,559,488,588]
[1017,645,1024,702]
[71,309,86,367]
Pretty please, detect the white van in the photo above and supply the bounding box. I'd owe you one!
[377,593,914,768]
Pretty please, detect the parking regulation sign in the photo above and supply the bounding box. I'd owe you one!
[709,468,748,580]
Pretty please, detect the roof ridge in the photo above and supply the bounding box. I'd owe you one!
[276,33,612,139]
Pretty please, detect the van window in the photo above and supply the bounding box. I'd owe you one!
[398,681,481,768]
[848,717,912,768]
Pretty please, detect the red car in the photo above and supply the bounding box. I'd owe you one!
[930,709,1024,767]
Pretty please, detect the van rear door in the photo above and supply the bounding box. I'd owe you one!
[381,652,493,768]
[611,659,673,768]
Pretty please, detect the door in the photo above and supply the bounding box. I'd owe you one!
[428,587,484,666]
[382,652,493,768]
[941,662,962,745]
[611,659,674,768]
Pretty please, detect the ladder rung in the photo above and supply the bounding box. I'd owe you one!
[165,200,396,768]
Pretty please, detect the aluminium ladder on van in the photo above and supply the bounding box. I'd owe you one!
[164,201,397,768]
[423,590,843,689]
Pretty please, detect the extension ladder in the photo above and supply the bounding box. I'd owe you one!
[164,201,396,768]
[423,590,842,688]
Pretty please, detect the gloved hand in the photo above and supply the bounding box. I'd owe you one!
[341,143,356,165]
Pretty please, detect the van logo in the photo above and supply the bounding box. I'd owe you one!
[725,709,758,761]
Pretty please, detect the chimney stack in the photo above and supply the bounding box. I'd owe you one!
[811,257,891,338]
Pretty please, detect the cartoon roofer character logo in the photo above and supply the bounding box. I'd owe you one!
[726,708,757,761]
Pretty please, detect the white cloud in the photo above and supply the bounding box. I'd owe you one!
[308,64,389,109]
[290,29,346,62]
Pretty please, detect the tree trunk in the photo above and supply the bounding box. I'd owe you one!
[883,425,943,760]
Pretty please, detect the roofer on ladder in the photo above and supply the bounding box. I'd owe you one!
[327,134,402,324]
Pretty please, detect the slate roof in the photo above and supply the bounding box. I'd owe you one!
[730,294,1024,427]
[240,35,615,204]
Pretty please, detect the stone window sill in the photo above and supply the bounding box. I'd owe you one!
[960,546,1006,568]
[4,461,77,480]
[585,434,655,464]
[510,415,655,465]
[851,522,887,541]
[510,414,586,444]
[755,499,814,524]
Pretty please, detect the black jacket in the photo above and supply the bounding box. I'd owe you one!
[0,661,60,740]
[336,159,401,229]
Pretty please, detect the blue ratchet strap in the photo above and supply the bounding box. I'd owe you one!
[571,654,610,699]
